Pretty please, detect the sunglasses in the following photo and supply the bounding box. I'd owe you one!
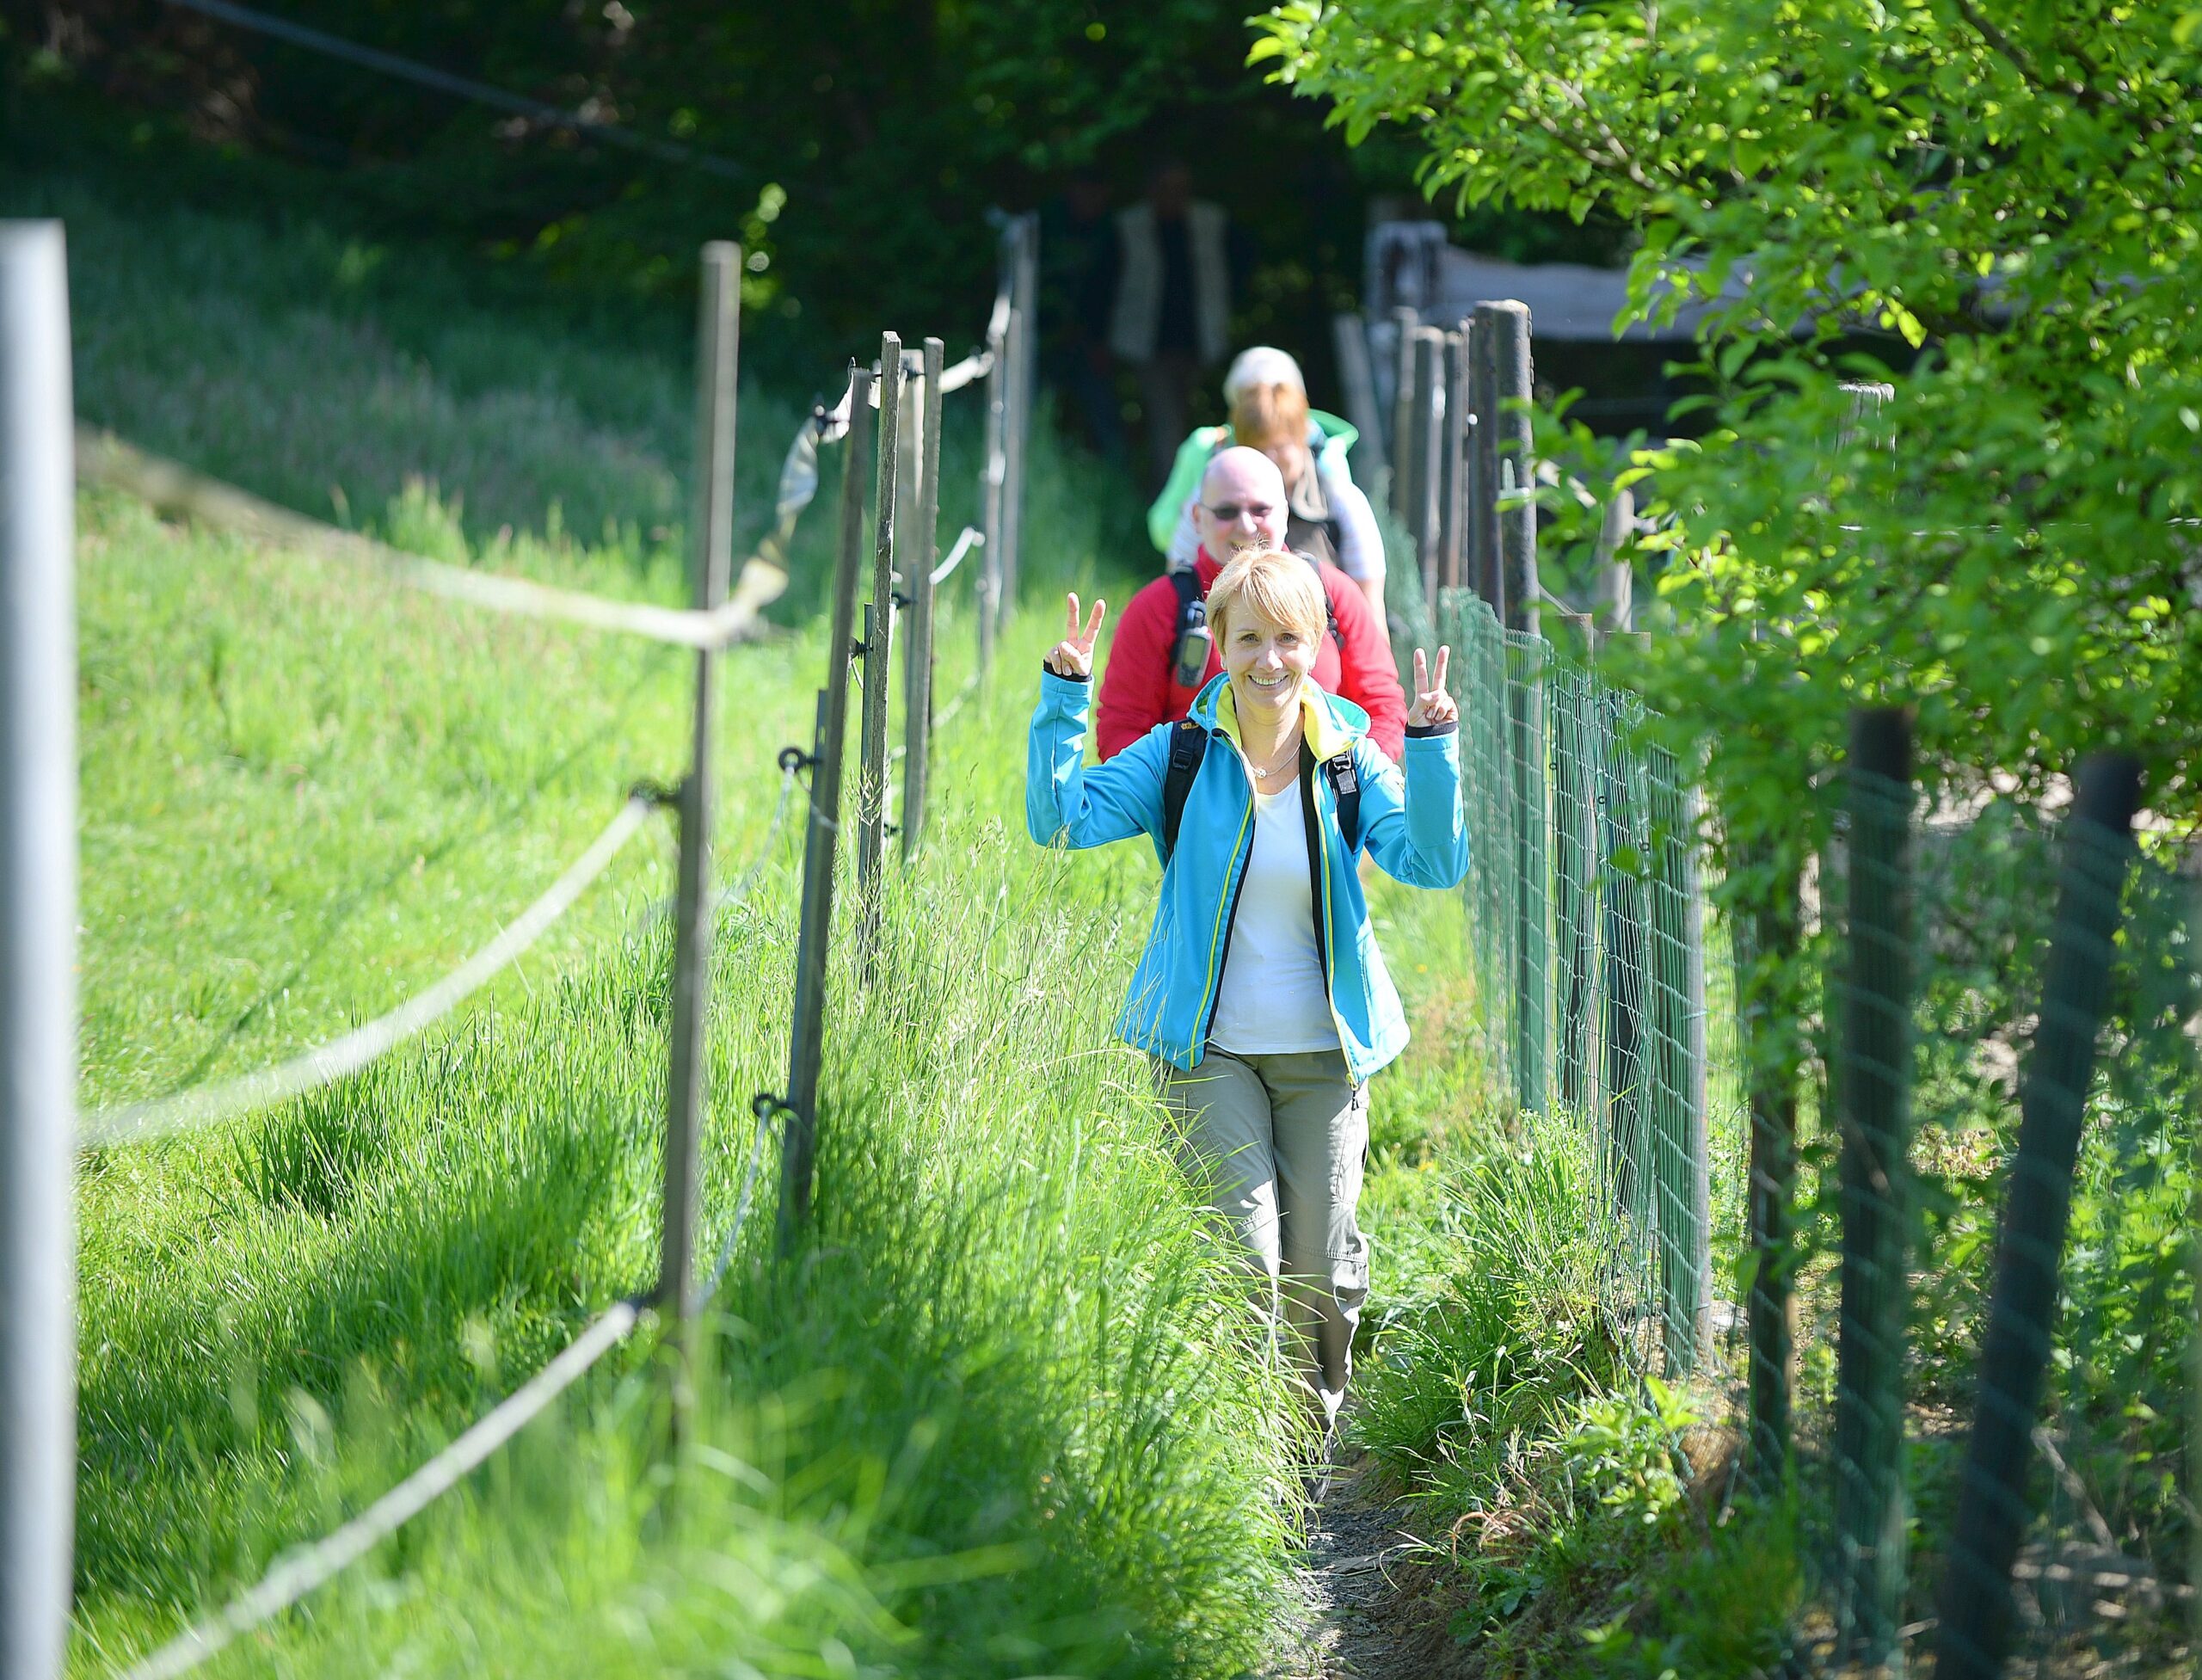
[1202,502,1276,523]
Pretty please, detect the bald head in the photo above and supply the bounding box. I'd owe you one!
[1193,446,1290,558]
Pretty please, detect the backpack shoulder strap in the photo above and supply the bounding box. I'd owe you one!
[1160,719,1209,865]
[1294,550,1345,651]
[1166,567,1212,690]
[1321,750,1361,854]
[1168,565,1202,628]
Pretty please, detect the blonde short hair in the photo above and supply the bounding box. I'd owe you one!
[1205,546,1326,645]
[1228,380,1312,456]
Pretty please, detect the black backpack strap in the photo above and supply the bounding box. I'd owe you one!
[1168,564,1201,626]
[1289,546,1347,653]
[1168,567,1203,654]
[1321,750,1361,853]
[1159,718,1209,865]
[1166,567,1213,689]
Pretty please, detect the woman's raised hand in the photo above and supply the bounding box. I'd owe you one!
[1045,591,1108,680]
[1406,645,1457,729]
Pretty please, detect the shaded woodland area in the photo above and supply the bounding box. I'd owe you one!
[3,0,1615,403]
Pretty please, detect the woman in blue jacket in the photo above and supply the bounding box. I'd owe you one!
[1027,546,1467,1436]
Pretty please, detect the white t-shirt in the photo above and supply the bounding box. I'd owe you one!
[1206,774,1342,1055]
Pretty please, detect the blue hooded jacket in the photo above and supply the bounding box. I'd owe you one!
[1026,668,1468,1081]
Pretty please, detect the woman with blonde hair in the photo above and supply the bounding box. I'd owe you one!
[1027,545,1463,1442]
[1148,346,1388,623]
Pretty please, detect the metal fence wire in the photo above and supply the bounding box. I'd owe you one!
[1439,588,1731,1383]
[1435,588,2197,1677]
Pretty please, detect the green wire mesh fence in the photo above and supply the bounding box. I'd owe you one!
[1430,584,2196,1676]
[1438,588,1738,1385]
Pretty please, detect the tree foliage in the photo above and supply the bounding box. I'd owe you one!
[1256,0,2202,840]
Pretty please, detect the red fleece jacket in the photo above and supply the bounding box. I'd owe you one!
[1095,548,1406,762]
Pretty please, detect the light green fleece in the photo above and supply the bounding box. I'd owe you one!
[1145,409,1361,555]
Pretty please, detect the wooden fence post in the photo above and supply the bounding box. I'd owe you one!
[1441,323,1472,593]
[1480,299,1547,1114]
[1332,311,1388,505]
[997,214,1037,629]
[1652,776,1711,1375]
[978,272,1009,677]
[1934,754,2144,1680]
[1834,705,1916,1668]
[1552,614,1596,1112]
[1410,326,1443,607]
[1467,306,1503,621]
[1743,843,1804,1492]
[659,242,741,1394]
[778,360,873,1251]
[856,332,901,974]
[1594,489,1633,635]
[1388,305,1419,525]
[1597,683,1652,1237]
[901,336,943,860]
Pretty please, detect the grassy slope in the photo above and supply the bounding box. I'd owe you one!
[74,460,1334,1678]
[39,133,1424,1677]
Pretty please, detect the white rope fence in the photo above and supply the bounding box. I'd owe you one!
[118,1297,644,1680]
[76,429,778,649]
[60,211,1030,1680]
[693,1097,782,1313]
[930,524,983,588]
[83,795,654,1148]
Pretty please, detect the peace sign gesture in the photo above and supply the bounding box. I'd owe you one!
[1406,645,1456,729]
[1045,591,1108,680]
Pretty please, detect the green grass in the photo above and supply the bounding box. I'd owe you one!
[73,460,1315,1675]
[40,119,1487,1677]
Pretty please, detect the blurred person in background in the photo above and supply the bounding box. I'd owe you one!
[1094,446,1402,762]
[1109,160,1243,491]
[1038,170,1125,462]
[1148,347,1387,624]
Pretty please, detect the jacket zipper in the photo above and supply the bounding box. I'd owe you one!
[1190,747,1258,1062]
[1303,755,1356,1071]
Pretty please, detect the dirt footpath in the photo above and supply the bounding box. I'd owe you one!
[1275,1448,1476,1680]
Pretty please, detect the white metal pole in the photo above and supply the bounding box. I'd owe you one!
[0,218,78,1680]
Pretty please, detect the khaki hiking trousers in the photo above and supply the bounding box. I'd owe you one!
[1154,1045,1371,1426]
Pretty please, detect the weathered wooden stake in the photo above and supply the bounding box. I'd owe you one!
[1594,489,1633,635]
[778,361,873,1251]
[978,278,1009,676]
[1743,845,1803,1492]
[1331,311,1388,503]
[1388,305,1419,525]
[901,336,944,859]
[997,215,1037,627]
[856,333,902,974]
[1834,705,1915,1668]
[1410,326,1443,607]
[1934,754,2144,1680]
[1467,306,1503,620]
[660,242,741,1388]
[1440,323,1472,592]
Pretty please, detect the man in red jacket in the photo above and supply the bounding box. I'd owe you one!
[1095,446,1406,761]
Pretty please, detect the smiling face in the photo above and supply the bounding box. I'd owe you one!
[1191,446,1290,559]
[1220,597,1320,726]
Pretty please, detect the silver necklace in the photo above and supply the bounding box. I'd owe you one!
[1246,735,1301,783]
